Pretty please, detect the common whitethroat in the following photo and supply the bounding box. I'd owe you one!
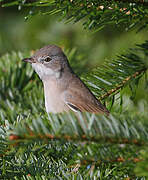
[22,45,109,115]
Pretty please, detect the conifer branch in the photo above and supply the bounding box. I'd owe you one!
[1,0,148,31]
[98,68,147,100]
[8,133,146,146]
[82,41,148,100]
[79,156,142,166]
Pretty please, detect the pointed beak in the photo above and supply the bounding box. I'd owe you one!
[22,57,35,63]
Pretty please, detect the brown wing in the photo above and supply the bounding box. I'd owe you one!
[64,74,109,115]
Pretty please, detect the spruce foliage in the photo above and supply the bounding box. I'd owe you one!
[0,0,148,179]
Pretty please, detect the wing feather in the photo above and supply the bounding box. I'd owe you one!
[63,76,109,115]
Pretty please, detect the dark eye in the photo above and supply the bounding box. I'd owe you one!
[44,57,51,62]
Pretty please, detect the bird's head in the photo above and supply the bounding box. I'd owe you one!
[22,45,68,80]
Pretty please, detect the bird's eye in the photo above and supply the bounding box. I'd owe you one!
[44,57,51,62]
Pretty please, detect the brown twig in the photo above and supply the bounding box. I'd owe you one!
[99,68,147,100]
[80,156,142,165]
[8,133,146,146]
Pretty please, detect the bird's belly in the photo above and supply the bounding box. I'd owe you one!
[43,81,68,113]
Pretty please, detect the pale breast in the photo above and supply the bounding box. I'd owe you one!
[43,79,69,113]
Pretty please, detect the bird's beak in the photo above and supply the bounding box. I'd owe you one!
[22,57,35,63]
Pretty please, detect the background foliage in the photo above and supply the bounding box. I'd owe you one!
[0,0,148,179]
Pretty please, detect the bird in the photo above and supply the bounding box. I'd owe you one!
[22,45,109,115]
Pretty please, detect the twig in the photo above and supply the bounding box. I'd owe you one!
[8,133,146,146]
[99,68,147,100]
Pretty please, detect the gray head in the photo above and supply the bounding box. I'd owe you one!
[22,45,69,80]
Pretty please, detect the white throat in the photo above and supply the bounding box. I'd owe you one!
[32,63,54,80]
